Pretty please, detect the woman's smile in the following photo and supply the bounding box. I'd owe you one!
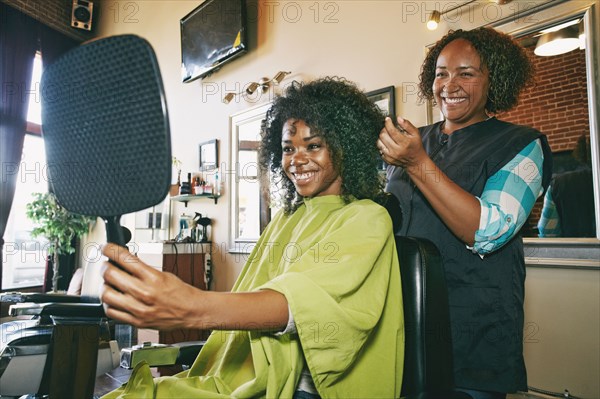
[292,171,316,181]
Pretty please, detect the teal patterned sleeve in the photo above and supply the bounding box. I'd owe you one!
[472,139,545,254]
[537,187,562,237]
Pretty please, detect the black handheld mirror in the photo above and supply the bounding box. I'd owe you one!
[41,35,171,248]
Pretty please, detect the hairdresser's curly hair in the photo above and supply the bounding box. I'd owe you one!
[259,77,385,214]
[419,27,535,114]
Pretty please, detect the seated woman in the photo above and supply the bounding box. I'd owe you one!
[100,77,404,399]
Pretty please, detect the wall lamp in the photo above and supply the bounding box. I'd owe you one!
[223,71,291,104]
[426,0,513,30]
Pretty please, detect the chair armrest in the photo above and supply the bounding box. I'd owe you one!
[120,342,180,369]
[1,292,83,303]
[173,341,205,366]
[120,341,205,369]
[9,302,105,318]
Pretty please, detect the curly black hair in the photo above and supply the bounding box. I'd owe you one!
[259,77,386,214]
[418,27,535,114]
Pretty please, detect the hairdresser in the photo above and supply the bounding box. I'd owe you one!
[379,27,553,399]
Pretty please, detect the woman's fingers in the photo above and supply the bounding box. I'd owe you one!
[380,116,416,146]
[104,307,139,326]
[378,116,425,167]
[102,243,160,281]
[101,244,167,311]
[100,248,201,330]
[101,282,132,311]
[101,274,166,328]
[381,117,403,144]
[396,116,418,136]
[379,117,406,159]
[102,288,146,327]
[102,243,139,272]
[101,262,153,305]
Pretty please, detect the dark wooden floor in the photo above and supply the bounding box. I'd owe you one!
[94,367,133,397]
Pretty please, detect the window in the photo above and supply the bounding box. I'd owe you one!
[27,53,42,125]
[1,52,48,290]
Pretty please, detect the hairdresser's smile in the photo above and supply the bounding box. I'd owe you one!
[442,96,467,104]
[282,119,342,198]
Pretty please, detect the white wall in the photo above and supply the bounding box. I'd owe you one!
[93,0,444,290]
[92,1,599,397]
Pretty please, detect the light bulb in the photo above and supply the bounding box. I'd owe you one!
[223,92,235,104]
[427,11,440,31]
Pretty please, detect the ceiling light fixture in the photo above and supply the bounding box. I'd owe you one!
[534,24,580,56]
[426,0,512,30]
[223,71,291,104]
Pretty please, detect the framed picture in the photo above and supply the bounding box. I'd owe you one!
[366,86,395,118]
[199,139,218,171]
[367,86,395,171]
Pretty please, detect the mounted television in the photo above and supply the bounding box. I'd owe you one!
[180,0,247,83]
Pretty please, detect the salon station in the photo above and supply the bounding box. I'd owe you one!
[1,0,599,398]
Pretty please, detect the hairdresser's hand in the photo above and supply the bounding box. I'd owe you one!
[377,116,428,168]
[100,243,202,330]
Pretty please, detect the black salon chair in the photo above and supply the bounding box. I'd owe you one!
[380,193,470,398]
[396,236,471,399]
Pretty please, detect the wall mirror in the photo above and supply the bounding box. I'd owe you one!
[493,1,598,238]
[229,102,272,253]
[490,0,599,265]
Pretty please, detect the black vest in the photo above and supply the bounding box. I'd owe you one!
[387,117,552,392]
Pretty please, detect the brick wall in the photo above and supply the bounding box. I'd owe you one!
[498,46,590,234]
[499,46,590,152]
[1,0,97,42]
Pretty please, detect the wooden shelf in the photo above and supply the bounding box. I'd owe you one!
[170,193,220,206]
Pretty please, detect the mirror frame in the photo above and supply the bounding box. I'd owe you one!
[489,0,600,267]
[199,139,218,171]
[228,102,271,254]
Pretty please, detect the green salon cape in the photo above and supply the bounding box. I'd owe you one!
[103,196,403,399]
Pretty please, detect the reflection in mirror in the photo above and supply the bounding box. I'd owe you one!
[497,17,594,237]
